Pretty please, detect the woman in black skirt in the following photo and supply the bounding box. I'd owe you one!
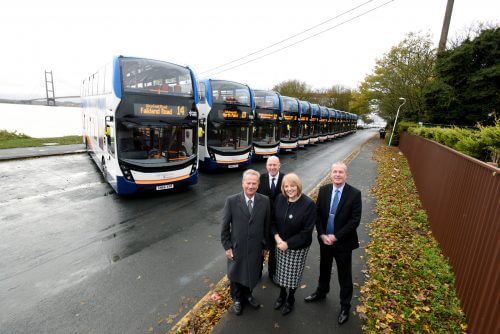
[272,173,316,315]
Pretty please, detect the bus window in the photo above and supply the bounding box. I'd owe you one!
[198,82,206,103]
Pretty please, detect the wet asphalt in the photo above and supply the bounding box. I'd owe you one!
[0,129,378,334]
[212,135,380,334]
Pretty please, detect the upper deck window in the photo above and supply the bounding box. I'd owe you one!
[211,81,250,107]
[254,90,279,110]
[282,97,298,113]
[121,58,193,97]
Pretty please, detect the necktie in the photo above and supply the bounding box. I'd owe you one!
[271,177,276,194]
[248,199,253,214]
[326,189,340,234]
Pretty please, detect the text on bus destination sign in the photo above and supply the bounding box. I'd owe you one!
[258,113,277,120]
[135,104,186,117]
[223,110,247,119]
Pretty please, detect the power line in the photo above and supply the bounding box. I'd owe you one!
[200,0,377,75]
[201,0,395,78]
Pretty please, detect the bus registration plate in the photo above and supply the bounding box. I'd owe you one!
[228,164,238,169]
[156,184,174,191]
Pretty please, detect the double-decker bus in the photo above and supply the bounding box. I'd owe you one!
[350,112,358,133]
[279,96,299,152]
[327,108,337,140]
[298,100,311,147]
[197,79,253,170]
[309,103,320,144]
[252,90,282,159]
[319,106,330,142]
[81,56,199,195]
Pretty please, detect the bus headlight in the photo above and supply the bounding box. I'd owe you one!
[120,164,135,181]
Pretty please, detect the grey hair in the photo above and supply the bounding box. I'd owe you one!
[331,161,348,173]
[242,169,260,181]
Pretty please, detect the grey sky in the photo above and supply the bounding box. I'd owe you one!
[0,0,498,99]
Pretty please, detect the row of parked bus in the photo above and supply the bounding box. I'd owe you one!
[81,56,358,195]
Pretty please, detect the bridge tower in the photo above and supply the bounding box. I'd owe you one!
[44,70,56,106]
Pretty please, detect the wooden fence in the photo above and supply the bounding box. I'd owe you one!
[399,132,499,334]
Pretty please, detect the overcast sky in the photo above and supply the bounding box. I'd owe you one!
[0,0,498,99]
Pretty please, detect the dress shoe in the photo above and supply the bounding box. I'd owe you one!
[338,309,349,325]
[247,296,261,309]
[273,296,285,310]
[304,291,326,302]
[233,301,243,315]
[281,302,294,315]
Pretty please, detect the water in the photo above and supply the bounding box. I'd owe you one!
[0,103,81,138]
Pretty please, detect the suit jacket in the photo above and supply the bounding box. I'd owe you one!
[271,193,316,250]
[221,192,271,289]
[257,172,285,204]
[315,183,362,252]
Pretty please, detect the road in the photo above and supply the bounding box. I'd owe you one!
[0,129,377,334]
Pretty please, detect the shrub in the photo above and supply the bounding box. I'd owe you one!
[407,121,499,163]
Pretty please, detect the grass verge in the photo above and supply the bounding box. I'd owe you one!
[0,130,81,149]
[357,146,467,333]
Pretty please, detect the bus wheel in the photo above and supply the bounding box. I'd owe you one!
[101,157,107,178]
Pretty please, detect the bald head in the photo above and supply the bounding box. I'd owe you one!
[266,156,281,177]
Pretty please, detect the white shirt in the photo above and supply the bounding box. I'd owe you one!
[269,172,280,189]
[245,195,255,206]
[330,184,345,211]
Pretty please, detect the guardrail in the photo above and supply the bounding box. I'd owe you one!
[399,132,499,334]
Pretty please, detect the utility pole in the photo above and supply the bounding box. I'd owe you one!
[45,70,56,106]
[438,0,454,52]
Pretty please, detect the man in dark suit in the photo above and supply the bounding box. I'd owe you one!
[304,162,362,325]
[221,169,271,315]
[257,155,284,281]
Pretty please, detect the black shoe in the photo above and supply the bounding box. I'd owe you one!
[304,291,326,302]
[247,296,261,309]
[338,309,349,325]
[282,302,294,315]
[273,296,285,310]
[233,301,243,315]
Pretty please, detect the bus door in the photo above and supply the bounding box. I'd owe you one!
[104,116,115,157]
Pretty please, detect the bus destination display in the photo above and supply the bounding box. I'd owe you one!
[134,104,186,117]
[222,110,247,119]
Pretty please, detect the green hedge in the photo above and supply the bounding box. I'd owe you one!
[407,122,500,163]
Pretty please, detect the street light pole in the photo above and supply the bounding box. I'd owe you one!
[388,97,406,146]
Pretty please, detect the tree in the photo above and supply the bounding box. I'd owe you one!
[272,79,310,100]
[425,26,500,125]
[357,32,436,123]
[272,80,354,111]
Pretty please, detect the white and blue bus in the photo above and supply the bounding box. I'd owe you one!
[298,100,311,147]
[81,56,199,195]
[309,103,320,144]
[319,105,330,142]
[197,79,254,170]
[279,96,299,152]
[252,90,282,159]
[327,108,337,140]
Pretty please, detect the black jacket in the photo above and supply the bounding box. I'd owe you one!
[271,193,316,250]
[315,183,362,251]
[257,172,285,205]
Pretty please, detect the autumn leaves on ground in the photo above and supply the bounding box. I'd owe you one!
[168,145,467,334]
[357,146,467,333]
